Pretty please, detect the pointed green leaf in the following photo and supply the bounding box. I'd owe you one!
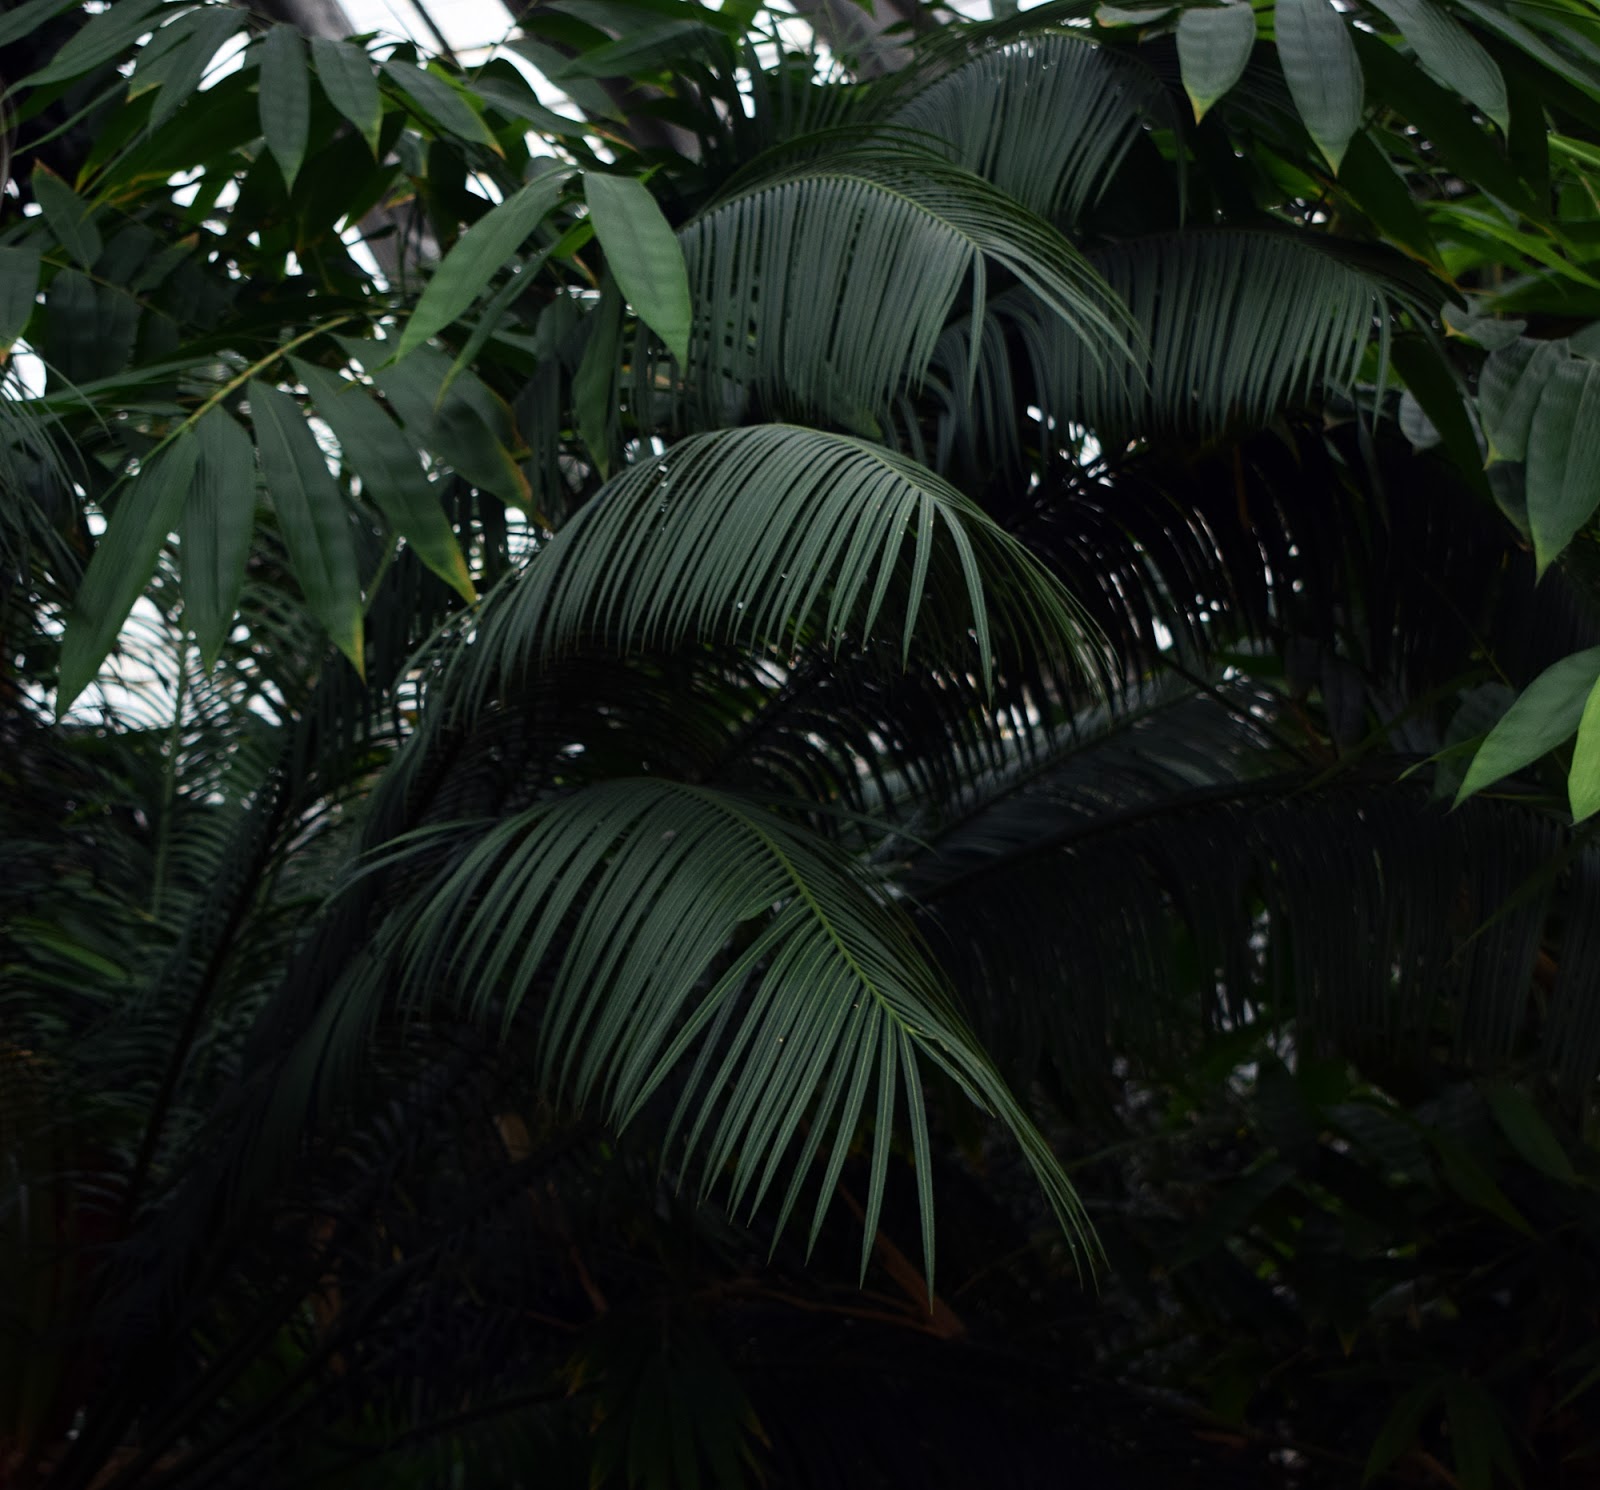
[1570,674,1600,822]
[1455,645,1600,802]
[178,407,256,670]
[1364,1378,1444,1483]
[1431,1132,1533,1234]
[58,434,201,714]
[0,0,85,52]
[31,165,101,271]
[248,380,363,674]
[584,172,693,368]
[381,60,499,149]
[1525,356,1600,576]
[259,25,310,192]
[290,357,476,602]
[135,8,244,130]
[1479,337,1567,463]
[1177,2,1257,122]
[18,0,173,87]
[574,282,623,477]
[310,36,382,155]
[1276,0,1364,172]
[1366,0,1507,129]
[1096,3,1178,24]
[394,166,569,361]
[1485,1083,1579,1182]
[0,246,41,352]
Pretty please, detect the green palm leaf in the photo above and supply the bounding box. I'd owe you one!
[478,424,1101,690]
[888,33,1177,221]
[671,152,1134,427]
[377,777,1091,1283]
[1010,229,1436,437]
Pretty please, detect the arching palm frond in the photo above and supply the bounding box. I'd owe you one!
[900,682,1594,1103]
[659,154,1135,430]
[471,424,1106,697]
[1004,230,1442,441]
[330,777,1089,1284]
[889,33,1180,224]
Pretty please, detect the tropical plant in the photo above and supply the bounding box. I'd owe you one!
[4,0,1600,1486]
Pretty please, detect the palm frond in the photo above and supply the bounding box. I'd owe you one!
[1004,230,1441,441]
[334,777,1090,1284]
[889,33,1179,223]
[657,152,1135,429]
[471,423,1105,696]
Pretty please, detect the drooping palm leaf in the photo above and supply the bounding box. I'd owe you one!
[1003,229,1441,440]
[890,32,1179,223]
[470,423,1105,696]
[657,150,1135,429]
[334,777,1090,1284]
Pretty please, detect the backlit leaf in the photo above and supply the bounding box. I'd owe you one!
[1455,645,1600,802]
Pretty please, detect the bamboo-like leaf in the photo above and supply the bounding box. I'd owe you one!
[18,0,173,87]
[481,423,1097,691]
[393,165,569,362]
[574,282,623,477]
[259,25,310,192]
[1178,2,1257,122]
[1485,1083,1579,1182]
[1455,645,1600,802]
[1276,0,1364,172]
[131,7,242,129]
[309,36,382,155]
[0,0,82,51]
[0,246,41,352]
[378,778,1094,1286]
[343,337,531,508]
[381,60,499,149]
[248,380,364,675]
[1366,0,1508,130]
[58,434,201,714]
[290,357,475,601]
[889,34,1175,221]
[178,407,257,670]
[1569,675,1600,822]
[585,172,692,368]
[31,166,101,271]
[1525,355,1600,576]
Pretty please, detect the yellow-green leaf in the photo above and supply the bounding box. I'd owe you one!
[1455,645,1600,803]
[1569,673,1600,821]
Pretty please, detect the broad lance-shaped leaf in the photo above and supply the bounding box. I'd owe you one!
[310,36,382,155]
[133,8,244,130]
[1365,0,1507,130]
[380,778,1094,1286]
[179,407,257,669]
[482,424,1096,690]
[1276,0,1363,172]
[1455,645,1600,803]
[16,0,169,87]
[1485,1083,1579,1182]
[584,172,692,368]
[58,434,201,714]
[393,164,569,361]
[259,25,310,191]
[342,335,531,508]
[1526,356,1600,577]
[31,166,100,271]
[248,380,364,675]
[381,60,499,150]
[0,0,81,52]
[1478,337,1567,463]
[1177,2,1256,122]
[0,246,40,351]
[289,357,475,601]
[1570,674,1600,822]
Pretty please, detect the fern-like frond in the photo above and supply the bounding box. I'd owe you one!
[890,33,1179,223]
[350,778,1089,1283]
[473,423,1104,694]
